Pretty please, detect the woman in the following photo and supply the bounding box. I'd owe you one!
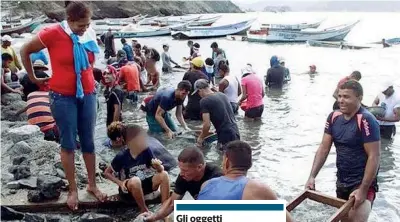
[20,1,106,210]
[239,65,264,121]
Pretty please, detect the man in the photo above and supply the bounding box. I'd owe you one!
[239,65,264,121]
[142,81,191,139]
[1,35,22,73]
[202,58,215,84]
[332,71,362,110]
[131,39,138,51]
[19,60,50,99]
[382,39,391,48]
[305,80,380,222]
[121,38,134,61]
[197,141,293,222]
[280,58,291,82]
[218,62,241,114]
[15,91,59,142]
[1,53,22,94]
[194,79,240,149]
[161,44,179,73]
[265,55,285,88]
[119,59,145,103]
[103,65,124,128]
[372,81,400,139]
[185,43,200,61]
[308,64,317,74]
[182,57,209,121]
[210,42,227,61]
[103,28,116,59]
[103,125,170,213]
[141,147,222,221]
[187,40,194,57]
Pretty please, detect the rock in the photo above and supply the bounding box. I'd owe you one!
[79,212,114,222]
[22,213,46,222]
[8,141,32,155]
[1,93,22,105]
[7,125,43,144]
[56,168,66,179]
[7,181,20,189]
[1,100,27,121]
[12,155,29,165]
[45,215,70,222]
[1,172,14,184]
[37,175,65,199]
[9,189,17,194]
[9,165,31,180]
[1,206,25,220]
[27,190,44,203]
[54,161,63,170]
[18,177,38,189]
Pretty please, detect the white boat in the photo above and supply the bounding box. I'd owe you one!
[247,21,359,43]
[95,14,147,26]
[171,18,256,39]
[260,19,323,30]
[307,40,372,50]
[188,15,222,26]
[114,23,187,38]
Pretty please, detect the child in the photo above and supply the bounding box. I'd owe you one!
[104,125,170,213]
[203,58,215,85]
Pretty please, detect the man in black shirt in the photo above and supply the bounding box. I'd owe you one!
[103,66,124,127]
[265,55,285,88]
[194,79,240,149]
[141,147,222,221]
[182,57,209,120]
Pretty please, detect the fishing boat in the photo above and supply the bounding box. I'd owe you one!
[94,14,147,26]
[307,40,372,49]
[371,37,400,45]
[260,19,323,30]
[1,15,46,36]
[247,20,359,43]
[188,15,222,26]
[171,18,256,40]
[114,23,187,38]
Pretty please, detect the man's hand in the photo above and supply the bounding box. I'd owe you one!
[12,88,23,94]
[32,77,50,85]
[119,179,129,193]
[305,177,315,190]
[151,158,163,167]
[165,130,175,140]
[197,136,204,147]
[349,188,367,209]
[140,212,155,222]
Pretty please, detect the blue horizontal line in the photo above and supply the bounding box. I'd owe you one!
[176,204,284,211]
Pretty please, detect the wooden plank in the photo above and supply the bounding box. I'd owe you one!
[306,190,347,208]
[286,190,308,212]
[328,197,355,222]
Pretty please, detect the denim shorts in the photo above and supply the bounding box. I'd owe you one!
[49,91,97,153]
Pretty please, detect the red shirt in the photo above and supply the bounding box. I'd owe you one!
[120,64,140,92]
[38,24,95,96]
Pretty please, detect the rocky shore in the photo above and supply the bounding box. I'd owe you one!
[1,1,242,21]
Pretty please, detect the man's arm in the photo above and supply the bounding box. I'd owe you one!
[308,133,333,179]
[239,84,247,104]
[378,107,400,122]
[103,165,124,187]
[372,96,380,106]
[1,74,19,93]
[199,113,211,141]
[155,106,172,133]
[237,78,242,96]
[359,141,380,192]
[12,48,22,70]
[175,105,188,130]
[113,104,121,122]
[218,79,228,93]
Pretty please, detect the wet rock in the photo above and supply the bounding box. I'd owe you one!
[19,177,38,189]
[1,206,25,220]
[56,168,66,179]
[23,213,45,222]
[12,155,29,165]
[46,215,70,222]
[54,161,63,170]
[1,172,14,184]
[7,125,43,144]
[79,212,114,222]
[1,93,22,105]
[1,100,28,121]
[27,190,44,203]
[37,175,65,199]
[8,141,32,155]
[7,181,20,189]
[9,189,17,194]
[9,165,31,180]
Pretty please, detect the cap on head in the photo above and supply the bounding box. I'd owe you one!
[190,57,204,68]
[241,64,254,76]
[192,79,209,95]
[381,80,393,92]
[1,35,13,42]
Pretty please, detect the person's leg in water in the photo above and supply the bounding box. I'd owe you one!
[125,177,149,213]
[151,171,170,220]
[77,93,107,202]
[49,92,79,210]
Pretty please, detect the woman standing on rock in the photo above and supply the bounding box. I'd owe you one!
[20,1,106,210]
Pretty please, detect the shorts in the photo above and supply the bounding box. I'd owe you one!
[146,112,178,133]
[230,102,239,114]
[162,67,172,73]
[336,185,377,206]
[380,125,396,139]
[44,125,60,142]
[49,91,97,153]
[126,91,139,103]
[245,105,264,118]
[119,177,155,201]
[217,129,240,146]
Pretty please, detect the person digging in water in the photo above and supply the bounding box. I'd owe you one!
[104,125,170,213]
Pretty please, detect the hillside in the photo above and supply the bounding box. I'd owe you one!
[1,1,242,21]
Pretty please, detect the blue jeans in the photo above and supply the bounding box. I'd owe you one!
[146,112,177,133]
[49,91,97,153]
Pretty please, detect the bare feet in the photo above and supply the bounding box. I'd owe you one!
[67,190,79,211]
[87,186,107,202]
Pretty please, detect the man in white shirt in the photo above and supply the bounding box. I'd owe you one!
[372,81,400,139]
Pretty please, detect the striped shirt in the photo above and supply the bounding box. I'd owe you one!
[26,91,55,132]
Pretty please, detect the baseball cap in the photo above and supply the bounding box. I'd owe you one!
[381,80,393,92]
[278,57,285,63]
[1,35,13,42]
[190,57,204,68]
[191,79,209,95]
[241,64,254,75]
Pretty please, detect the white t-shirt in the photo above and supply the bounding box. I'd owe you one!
[377,91,400,126]
[222,75,239,103]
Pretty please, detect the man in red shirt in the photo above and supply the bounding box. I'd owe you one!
[119,59,146,103]
[332,71,362,110]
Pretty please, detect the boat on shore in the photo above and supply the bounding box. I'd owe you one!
[307,40,372,49]
[370,37,400,45]
[114,23,188,38]
[260,19,324,30]
[187,15,222,26]
[94,14,147,26]
[171,18,256,39]
[1,15,46,36]
[247,20,359,43]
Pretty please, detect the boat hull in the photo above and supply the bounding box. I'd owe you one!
[114,29,171,38]
[248,21,359,43]
[171,19,256,39]
[1,16,46,36]
[307,40,372,49]
[261,20,323,30]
